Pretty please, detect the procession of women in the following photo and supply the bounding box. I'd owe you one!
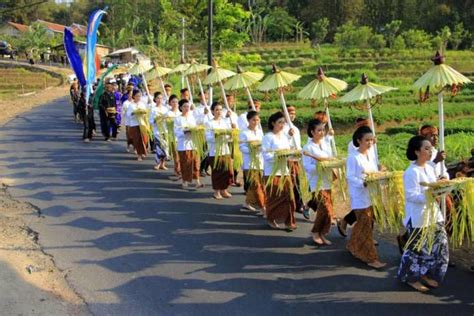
[65,8,473,296]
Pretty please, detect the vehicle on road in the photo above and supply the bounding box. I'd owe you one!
[0,41,15,58]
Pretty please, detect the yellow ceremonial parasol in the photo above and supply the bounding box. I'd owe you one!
[224,65,264,111]
[298,67,347,155]
[258,64,301,126]
[184,60,212,106]
[109,63,133,76]
[170,57,193,102]
[129,58,154,102]
[413,51,472,218]
[339,73,397,165]
[203,59,236,111]
[145,63,172,100]
[414,51,472,161]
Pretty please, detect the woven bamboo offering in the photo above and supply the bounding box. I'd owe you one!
[133,109,148,116]
[275,149,301,158]
[319,157,346,169]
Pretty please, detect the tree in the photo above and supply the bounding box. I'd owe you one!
[213,0,250,49]
[246,8,269,43]
[310,18,329,47]
[266,7,297,41]
[383,20,402,48]
[294,21,307,43]
[450,23,468,50]
[437,26,451,53]
[16,22,51,62]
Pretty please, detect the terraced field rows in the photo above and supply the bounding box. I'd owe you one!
[0,68,61,98]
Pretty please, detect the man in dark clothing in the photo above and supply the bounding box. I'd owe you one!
[99,83,118,141]
[78,91,95,142]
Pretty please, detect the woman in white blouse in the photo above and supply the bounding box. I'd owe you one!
[262,111,296,230]
[205,102,233,200]
[397,135,449,292]
[150,91,170,170]
[174,99,202,188]
[126,90,149,161]
[167,95,182,177]
[302,119,336,246]
[346,126,386,269]
[239,111,265,214]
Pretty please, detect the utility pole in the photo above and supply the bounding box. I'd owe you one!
[181,17,185,88]
[207,0,213,104]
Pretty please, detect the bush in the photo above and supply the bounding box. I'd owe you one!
[334,22,374,50]
[245,53,262,63]
[402,29,432,49]
[392,35,406,50]
[369,34,386,50]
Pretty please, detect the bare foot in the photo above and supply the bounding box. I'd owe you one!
[222,191,232,198]
[312,233,325,245]
[407,281,430,293]
[213,193,223,200]
[321,235,332,245]
[267,220,280,229]
[421,276,439,288]
[367,261,387,269]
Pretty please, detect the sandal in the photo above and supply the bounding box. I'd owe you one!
[213,194,223,200]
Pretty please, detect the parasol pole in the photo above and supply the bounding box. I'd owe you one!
[219,80,230,111]
[437,91,447,218]
[141,72,152,103]
[185,75,194,104]
[197,77,208,107]
[279,88,297,148]
[279,88,292,125]
[219,80,234,125]
[323,97,337,156]
[245,87,256,111]
[366,98,380,169]
[159,77,168,101]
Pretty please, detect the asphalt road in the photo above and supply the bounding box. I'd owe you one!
[0,97,473,316]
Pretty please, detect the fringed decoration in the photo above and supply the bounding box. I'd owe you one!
[365,171,405,234]
[213,128,232,170]
[165,118,176,157]
[266,149,300,201]
[232,129,243,171]
[134,109,152,139]
[188,126,206,159]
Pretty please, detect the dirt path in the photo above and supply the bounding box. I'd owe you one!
[0,183,89,314]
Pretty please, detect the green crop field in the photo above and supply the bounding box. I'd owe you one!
[174,45,474,170]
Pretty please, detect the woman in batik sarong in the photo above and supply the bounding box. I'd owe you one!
[397,135,449,292]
